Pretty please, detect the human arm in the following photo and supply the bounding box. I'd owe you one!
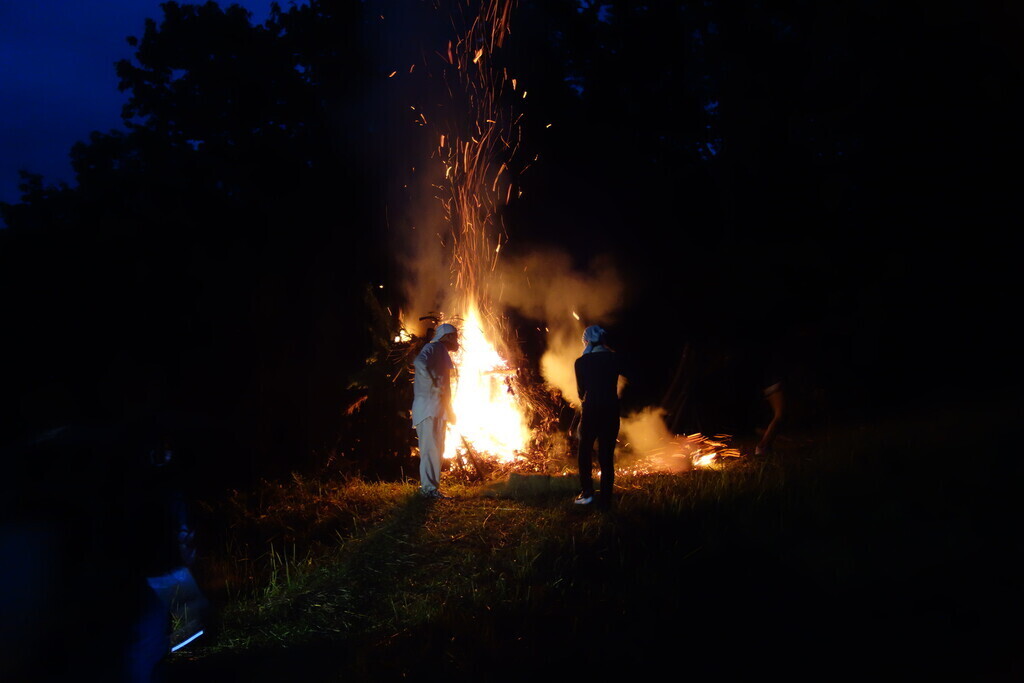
[574,357,586,408]
[414,343,444,387]
[416,342,456,422]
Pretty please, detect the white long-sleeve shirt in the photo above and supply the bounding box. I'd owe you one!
[411,341,454,427]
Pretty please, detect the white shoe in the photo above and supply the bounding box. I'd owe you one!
[574,494,594,505]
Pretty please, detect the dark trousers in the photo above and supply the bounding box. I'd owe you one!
[578,412,620,506]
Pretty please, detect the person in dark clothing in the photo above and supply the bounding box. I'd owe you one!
[574,325,627,509]
[0,421,206,682]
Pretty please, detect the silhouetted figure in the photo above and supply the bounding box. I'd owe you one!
[0,420,206,682]
[574,325,627,510]
[411,323,459,499]
[751,321,804,457]
[123,436,207,682]
[755,378,785,456]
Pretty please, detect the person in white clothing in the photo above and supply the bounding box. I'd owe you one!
[411,323,458,498]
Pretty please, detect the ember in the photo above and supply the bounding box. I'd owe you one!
[391,0,538,466]
[627,433,742,473]
[391,0,741,476]
[618,408,741,473]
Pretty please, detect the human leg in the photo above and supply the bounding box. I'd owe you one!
[416,417,444,493]
[596,416,620,508]
[122,582,170,682]
[755,383,784,456]
[577,417,597,499]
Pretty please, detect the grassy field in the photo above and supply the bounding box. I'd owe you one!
[165,402,1019,681]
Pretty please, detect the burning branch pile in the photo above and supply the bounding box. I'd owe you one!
[386,0,549,469]
[367,0,740,478]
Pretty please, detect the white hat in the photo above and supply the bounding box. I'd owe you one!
[431,323,458,342]
[582,325,607,354]
[582,325,605,344]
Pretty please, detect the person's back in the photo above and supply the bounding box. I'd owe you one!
[574,350,623,417]
[573,325,627,509]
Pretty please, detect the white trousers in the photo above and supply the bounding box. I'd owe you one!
[415,416,446,492]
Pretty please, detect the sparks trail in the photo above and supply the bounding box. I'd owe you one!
[386,0,740,473]
[624,433,743,474]
[392,0,539,465]
[434,0,522,313]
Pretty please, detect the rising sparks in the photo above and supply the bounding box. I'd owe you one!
[396,0,738,477]
[403,0,532,463]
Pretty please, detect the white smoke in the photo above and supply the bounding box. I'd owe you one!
[619,406,693,473]
[394,193,452,338]
[495,248,623,404]
[493,249,711,472]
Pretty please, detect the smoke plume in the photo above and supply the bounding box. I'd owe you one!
[619,406,693,473]
[496,248,623,404]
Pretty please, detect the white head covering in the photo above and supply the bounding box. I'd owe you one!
[582,325,606,354]
[431,323,458,343]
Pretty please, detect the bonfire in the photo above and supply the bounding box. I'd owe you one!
[368,0,740,480]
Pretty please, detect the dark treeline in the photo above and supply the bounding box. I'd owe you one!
[1,1,383,484]
[504,0,1024,426]
[2,0,1021,486]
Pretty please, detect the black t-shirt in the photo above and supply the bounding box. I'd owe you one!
[574,350,626,416]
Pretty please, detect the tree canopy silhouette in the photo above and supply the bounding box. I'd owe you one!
[2,0,1021,478]
[0,1,382,480]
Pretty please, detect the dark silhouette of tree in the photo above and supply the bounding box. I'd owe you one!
[2,0,1020,475]
[0,1,383,483]
[501,0,1023,422]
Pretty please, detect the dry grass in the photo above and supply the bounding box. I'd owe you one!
[165,418,1014,680]
[179,449,800,655]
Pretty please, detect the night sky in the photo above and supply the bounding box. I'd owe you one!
[0,0,270,207]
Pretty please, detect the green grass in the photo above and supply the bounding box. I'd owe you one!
[179,444,801,650]
[164,416,1015,681]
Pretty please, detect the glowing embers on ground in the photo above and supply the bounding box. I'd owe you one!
[622,433,742,474]
[443,304,531,463]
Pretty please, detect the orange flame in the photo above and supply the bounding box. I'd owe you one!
[443,305,530,462]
